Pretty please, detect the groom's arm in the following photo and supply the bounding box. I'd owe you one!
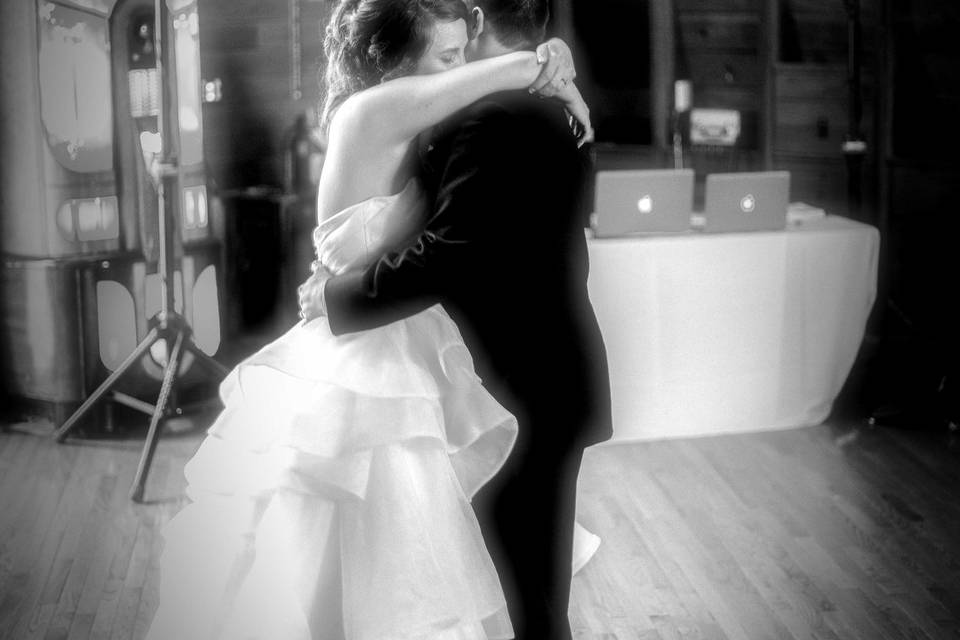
[314,101,531,336]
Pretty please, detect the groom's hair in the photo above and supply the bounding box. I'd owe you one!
[476,0,549,50]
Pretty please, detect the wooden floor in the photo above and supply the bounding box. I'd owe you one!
[1,418,959,640]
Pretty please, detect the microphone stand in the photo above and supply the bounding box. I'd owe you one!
[54,0,229,502]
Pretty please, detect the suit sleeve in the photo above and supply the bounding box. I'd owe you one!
[324,103,524,336]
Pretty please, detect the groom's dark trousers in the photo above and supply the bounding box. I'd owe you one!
[323,90,613,639]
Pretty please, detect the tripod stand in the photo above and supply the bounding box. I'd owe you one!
[54,0,228,502]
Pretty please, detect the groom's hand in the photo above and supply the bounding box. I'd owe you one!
[297,261,331,321]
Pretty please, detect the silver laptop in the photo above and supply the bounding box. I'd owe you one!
[592,169,694,238]
[702,171,790,233]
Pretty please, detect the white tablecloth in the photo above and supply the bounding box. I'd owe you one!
[587,216,879,441]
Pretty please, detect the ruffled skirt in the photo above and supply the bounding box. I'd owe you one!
[147,305,597,639]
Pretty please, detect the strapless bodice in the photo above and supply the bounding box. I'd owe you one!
[312,179,425,276]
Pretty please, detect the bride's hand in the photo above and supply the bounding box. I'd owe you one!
[529,38,575,97]
[559,82,594,148]
[529,39,594,147]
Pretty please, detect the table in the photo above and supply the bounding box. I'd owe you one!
[587,216,880,442]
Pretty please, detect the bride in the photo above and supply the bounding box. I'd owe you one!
[147,1,596,638]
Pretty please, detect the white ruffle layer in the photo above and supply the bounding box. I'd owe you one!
[148,307,519,639]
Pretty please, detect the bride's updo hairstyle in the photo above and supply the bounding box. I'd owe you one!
[320,0,470,130]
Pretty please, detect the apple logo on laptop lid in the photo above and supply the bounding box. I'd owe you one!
[740,194,756,213]
[637,194,653,215]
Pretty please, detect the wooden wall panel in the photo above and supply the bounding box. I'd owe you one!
[767,0,882,216]
[773,65,876,159]
[692,86,761,111]
[780,0,880,65]
[685,52,764,88]
[675,0,759,12]
[784,0,880,22]
[677,13,760,53]
[674,0,765,158]
[669,0,884,213]
[773,156,848,212]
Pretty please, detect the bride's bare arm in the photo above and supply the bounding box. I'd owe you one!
[333,41,576,145]
[334,51,540,143]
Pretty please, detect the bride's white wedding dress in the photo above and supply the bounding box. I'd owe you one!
[146,180,599,640]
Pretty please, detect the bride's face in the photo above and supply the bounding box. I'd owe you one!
[413,18,468,75]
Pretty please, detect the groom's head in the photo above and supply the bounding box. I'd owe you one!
[462,0,549,59]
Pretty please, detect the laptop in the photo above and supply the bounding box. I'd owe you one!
[592,169,694,238]
[702,171,790,233]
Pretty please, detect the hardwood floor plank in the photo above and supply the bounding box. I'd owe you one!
[87,444,146,640]
[47,473,120,640]
[68,462,129,640]
[744,428,960,639]
[88,517,139,640]
[645,443,798,640]
[0,431,32,494]
[1,440,80,640]
[842,545,950,639]
[108,515,152,640]
[672,440,844,640]
[0,434,41,604]
[876,428,960,487]
[572,481,656,628]
[786,427,960,622]
[604,449,756,640]
[4,420,960,639]
[740,438,932,639]
[25,450,95,640]
[693,437,879,640]
[583,446,731,640]
[127,455,173,640]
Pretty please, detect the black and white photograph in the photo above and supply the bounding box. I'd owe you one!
[1,0,958,638]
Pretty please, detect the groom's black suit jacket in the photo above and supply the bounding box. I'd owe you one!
[324,90,612,449]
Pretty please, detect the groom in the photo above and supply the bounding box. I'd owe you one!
[299,1,612,637]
